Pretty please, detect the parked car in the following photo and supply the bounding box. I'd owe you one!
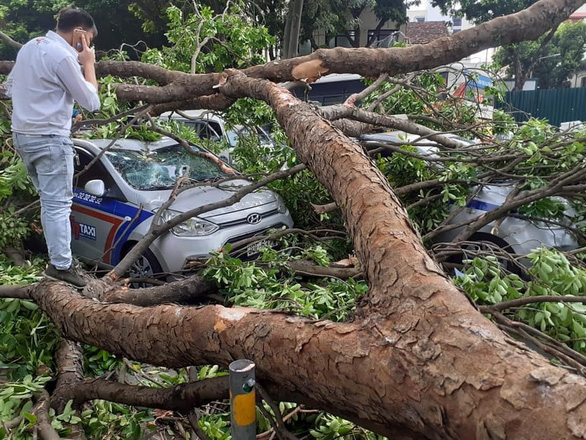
[71,137,293,280]
[158,110,274,164]
[360,131,580,257]
[361,130,475,158]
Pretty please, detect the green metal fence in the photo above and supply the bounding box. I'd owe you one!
[496,88,586,126]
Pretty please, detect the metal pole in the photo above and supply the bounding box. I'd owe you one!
[229,359,256,440]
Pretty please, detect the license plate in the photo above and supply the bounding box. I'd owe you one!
[246,240,276,257]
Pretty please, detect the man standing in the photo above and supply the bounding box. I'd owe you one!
[6,8,101,287]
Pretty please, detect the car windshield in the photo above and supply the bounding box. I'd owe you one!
[106,144,228,190]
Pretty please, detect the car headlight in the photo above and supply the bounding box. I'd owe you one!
[276,195,288,214]
[156,209,219,237]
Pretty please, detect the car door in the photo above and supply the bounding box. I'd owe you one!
[71,147,129,266]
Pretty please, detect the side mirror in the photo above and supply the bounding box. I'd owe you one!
[84,179,106,197]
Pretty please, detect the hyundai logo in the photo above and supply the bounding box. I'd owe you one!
[246,213,261,224]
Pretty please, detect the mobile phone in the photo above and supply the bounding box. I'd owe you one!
[74,29,86,51]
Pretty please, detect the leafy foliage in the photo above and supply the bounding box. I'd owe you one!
[0,140,37,250]
[456,248,586,353]
[140,2,274,74]
[206,245,368,321]
[431,0,537,24]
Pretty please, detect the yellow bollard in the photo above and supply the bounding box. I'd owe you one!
[229,359,256,439]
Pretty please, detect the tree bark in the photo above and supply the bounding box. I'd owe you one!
[28,66,586,439]
[30,280,586,439]
[0,0,567,104]
[5,1,586,438]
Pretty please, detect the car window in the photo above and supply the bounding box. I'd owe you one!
[74,149,115,189]
[226,126,273,147]
[105,144,229,190]
[180,119,223,142]
[74,148,127,200]
[226,127,251,147]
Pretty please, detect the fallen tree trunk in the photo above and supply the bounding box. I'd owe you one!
[31,280,586,439]
[28,64,586,438]
[4,1,586,438]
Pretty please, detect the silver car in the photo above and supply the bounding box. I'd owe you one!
[361,131,580,256]
[158,110,274,165]
[71,137,293,279]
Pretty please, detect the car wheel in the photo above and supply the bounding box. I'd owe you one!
[127,248,163,288]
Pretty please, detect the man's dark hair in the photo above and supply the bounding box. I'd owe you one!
[56,8,98,37]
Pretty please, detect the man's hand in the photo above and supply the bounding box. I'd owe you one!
[77,33,95,66]
[78,33,98,91]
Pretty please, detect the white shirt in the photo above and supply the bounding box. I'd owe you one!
[5,31,100,136]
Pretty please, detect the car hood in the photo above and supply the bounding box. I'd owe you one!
[135,179,280,225]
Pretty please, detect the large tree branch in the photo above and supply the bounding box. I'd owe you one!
[104,275,218,306]
[0,31,22,49]
[103,0,584,103]
[29,284,586,439]
[58,376,229,411]
[0,0,570,103]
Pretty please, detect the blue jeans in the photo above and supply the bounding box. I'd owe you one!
[13,133,75,270]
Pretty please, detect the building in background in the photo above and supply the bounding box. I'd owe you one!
[298,7,403,55]
[407,0,495,65]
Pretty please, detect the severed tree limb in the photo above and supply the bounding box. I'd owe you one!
[257,405,306,440]
[320,106,466,149]
[285,260,361,279]
[104,275,218,306]
[2,247,26,266]
[95,60,189,85]
[147,124,236,175]
[71,103,151,133]
[187,410,211,440]
[51,340,86,413]
[149,95,236,116]
[227,228,347,252]
[55,376,229,412]
[479,296,586,314]
[256,382,299,440]
[0,30,22,50]
[329,118,375,137]
[311,201,337,215]
[28,283,586,439]
[0,284,34,299]
[492,312,586,372]
[3,416,23,431]
[344,74,388,106]
[51,340,87,440]
[33,391,61,440]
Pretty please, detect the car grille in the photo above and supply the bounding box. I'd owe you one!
[217,208,279,228]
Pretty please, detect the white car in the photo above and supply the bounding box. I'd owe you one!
[158,110,274,164]
[71,137,293,280]
[360,131,580,257]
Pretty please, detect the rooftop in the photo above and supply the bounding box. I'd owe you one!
[405,21,450,45]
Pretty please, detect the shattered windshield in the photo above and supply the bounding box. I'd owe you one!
[106,144,228,190]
